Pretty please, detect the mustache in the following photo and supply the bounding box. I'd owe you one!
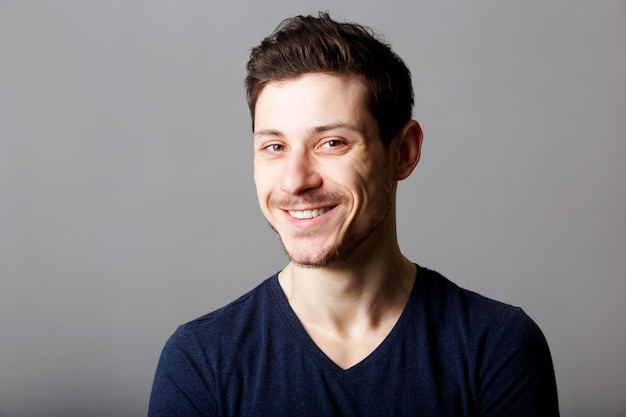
[269,191,346,209]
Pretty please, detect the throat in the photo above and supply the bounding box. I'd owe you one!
[278,260,417,369]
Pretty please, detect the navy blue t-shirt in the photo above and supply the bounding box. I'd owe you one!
[149,266,559,416]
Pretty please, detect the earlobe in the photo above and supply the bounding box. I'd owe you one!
[392,120,423,180]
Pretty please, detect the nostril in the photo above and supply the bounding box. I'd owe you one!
[280,158,322,194]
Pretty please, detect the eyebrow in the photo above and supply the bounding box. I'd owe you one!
[253,122,363,139]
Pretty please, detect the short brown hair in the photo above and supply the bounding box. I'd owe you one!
[245,12,414,146]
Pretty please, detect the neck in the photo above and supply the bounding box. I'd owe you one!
[278,224,416,333]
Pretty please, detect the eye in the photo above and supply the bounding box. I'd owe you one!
[264,143,285,152]
[320,139,344,149]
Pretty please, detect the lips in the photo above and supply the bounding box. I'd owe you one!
[272,192,343,221]
[288,207,331,219]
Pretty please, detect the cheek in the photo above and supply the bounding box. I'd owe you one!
[254,157,282,185]
[253,173,272,212]
[332,167,376,218]
[350,159,384,191]
[253,160,272,192]
[351,161,390,207]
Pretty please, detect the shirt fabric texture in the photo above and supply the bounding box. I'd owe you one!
[149,265,559,416]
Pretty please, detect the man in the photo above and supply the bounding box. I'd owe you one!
[149,12,559,416]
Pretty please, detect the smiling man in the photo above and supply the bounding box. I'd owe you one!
[149,12,559,416]
[253,73,408,271]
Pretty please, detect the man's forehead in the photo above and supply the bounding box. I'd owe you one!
[253,73,370,133]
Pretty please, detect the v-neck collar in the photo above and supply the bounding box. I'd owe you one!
[268,266,423,382]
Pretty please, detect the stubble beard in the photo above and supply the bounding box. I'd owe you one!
[269,179,394,269]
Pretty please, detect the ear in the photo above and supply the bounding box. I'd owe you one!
[390,120,423,181]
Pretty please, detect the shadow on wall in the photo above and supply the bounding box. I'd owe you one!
[567,410,626,417]
[0,408,145,417]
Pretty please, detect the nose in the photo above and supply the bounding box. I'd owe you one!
[280,150,322,195]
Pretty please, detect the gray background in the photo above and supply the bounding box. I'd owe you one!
[1,1,624,416]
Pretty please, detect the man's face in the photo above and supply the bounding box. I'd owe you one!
[253,73,394,268]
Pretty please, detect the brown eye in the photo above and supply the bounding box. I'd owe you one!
[321,139,343,148]
[266,143,285,152]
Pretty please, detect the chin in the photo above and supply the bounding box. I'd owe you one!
[282,236,362,269]
[284,248,336,269]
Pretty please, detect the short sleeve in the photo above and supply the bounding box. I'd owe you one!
[148,325,218,417]
[478,308,560,416]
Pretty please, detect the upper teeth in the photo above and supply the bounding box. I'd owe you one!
[288,208,329,219]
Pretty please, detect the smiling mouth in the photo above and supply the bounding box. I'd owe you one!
[288,207,333,219]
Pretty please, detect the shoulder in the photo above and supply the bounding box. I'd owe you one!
[151,275,280,400]
[416,265,529,327]
[414,266,559,415]
[417,265,505,307]
[414,265,553,373]
[148,276,280,416]
[169,275,278,349]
